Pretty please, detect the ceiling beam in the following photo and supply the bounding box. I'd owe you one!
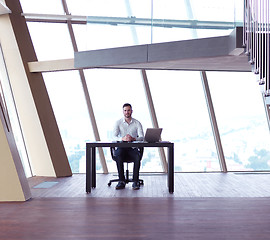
[28,58,75,72]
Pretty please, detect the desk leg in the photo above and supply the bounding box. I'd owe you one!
[168,145,174,193]
[86,145,92,193]
[92,147,96,188]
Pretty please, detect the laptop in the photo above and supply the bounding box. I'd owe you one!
[144,128,163,143]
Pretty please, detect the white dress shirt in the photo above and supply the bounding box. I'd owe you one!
[113,117,144,141]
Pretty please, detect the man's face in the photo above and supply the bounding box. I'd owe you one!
[123,106,132,119]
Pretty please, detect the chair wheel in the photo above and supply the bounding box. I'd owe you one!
[108,182,111,186]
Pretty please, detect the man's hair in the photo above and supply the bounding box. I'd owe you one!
[123,103,132,109]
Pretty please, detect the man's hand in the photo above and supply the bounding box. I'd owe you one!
[122,134,135,142]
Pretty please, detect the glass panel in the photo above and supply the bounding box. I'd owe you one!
[84,68,163,172]
[83,0,152,49]
[147,70,220,172]
[0,46,32,177]
[85,24,148,50]
[151,0,195,43]
[26,22,74,61]
[195,29,233,39]
[80,0,239,50]
[20,0,64,14]
[207,72,270,171]
[43,71,95,173]
[152,0,241,42]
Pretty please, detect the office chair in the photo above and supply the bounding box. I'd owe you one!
[108,147,144,186]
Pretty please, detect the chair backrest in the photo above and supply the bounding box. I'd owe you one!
[110,147,144,162]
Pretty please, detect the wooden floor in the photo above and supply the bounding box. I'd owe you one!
[28,172,270,198]
[1,173,270,240]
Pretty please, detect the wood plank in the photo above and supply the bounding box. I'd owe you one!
[1,197,270,239]
[28,172,270,198]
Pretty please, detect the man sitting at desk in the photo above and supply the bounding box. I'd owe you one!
[112,103,144,190]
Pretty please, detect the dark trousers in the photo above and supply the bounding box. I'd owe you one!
[114,148,141,182]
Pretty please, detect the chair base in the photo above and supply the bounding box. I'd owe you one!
[108,178,144,186]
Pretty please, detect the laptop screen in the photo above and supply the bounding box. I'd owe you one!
[144,128,163,143]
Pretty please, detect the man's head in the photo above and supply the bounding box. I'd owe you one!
[123,103,133,119]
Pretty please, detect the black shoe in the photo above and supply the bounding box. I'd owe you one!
[132,181,140,190]
[115,181,126,190]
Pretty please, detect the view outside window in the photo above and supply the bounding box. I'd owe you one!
[43,71,95,173]
[26,22,74,61]
[147,70,220,172]
[207,72,270,171]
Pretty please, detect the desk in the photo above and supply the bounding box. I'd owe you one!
[86,141,174,193]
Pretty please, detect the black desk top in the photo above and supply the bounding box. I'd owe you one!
[86,141,173,148]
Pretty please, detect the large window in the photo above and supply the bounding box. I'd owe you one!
[147,70,220,172]
[43,71,95,173]
[208,72,270,171]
